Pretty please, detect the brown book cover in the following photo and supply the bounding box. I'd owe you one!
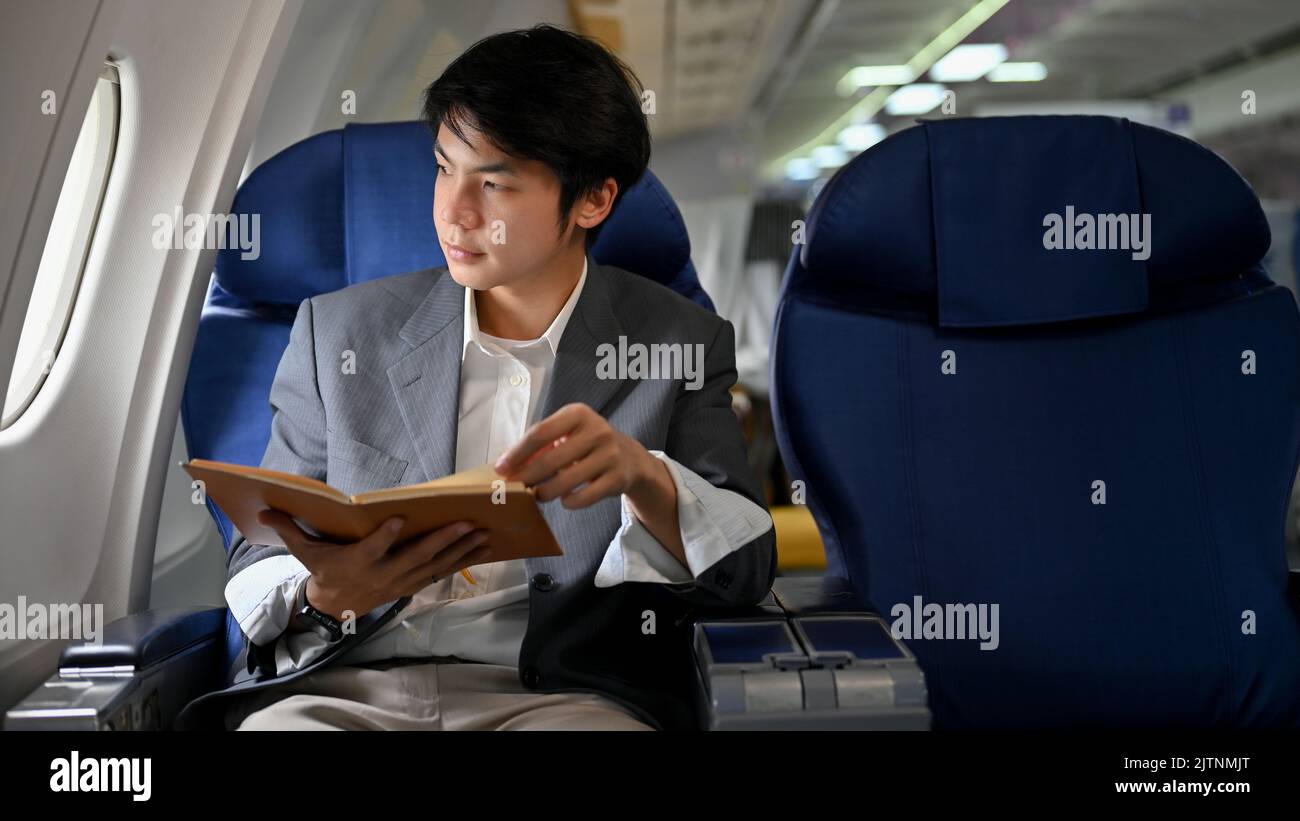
[182,459,563,562]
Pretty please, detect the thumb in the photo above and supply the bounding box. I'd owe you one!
[360,516,406,556]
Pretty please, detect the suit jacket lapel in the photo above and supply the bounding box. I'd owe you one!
[386,254,627,484]
[539,254,626,420]
[388,269,464,483]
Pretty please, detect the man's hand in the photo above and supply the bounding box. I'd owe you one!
[255,511,491,622]
[494,402,685,563]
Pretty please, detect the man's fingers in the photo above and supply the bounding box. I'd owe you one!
[424,529,490,577]
[533,450,611,502]
[382,520,477,575]
[359,516,408,558]
[397,533,491,593]
[495,403,587,475]
[561,471,622,510]
[512,428,599,488]
[256,509,324,552]
[257,509,404,559]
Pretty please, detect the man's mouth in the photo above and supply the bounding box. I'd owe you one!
[446,242,486,261]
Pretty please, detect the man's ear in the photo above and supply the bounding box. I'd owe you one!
[574,178,618,232]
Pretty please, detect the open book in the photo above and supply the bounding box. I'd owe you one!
[182,459,563,561]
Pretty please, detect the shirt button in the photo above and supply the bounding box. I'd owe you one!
[522,666,542,688]
[531,572,555,592]
[509,373,523,387]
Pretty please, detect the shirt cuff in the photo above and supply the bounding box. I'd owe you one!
[273,571,336,674]
[224,555,309,646]
[593,450,773,588]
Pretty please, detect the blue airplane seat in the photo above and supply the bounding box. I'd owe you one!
[181,120,712,677]
[771,115,1300,728]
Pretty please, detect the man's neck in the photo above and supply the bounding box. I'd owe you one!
[475,246,585,340]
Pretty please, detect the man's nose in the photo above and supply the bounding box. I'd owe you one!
[438,185,481,231]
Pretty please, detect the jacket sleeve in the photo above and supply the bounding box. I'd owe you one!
[637,317,777,610]
[223,297,328,655]
[594,451,773,588]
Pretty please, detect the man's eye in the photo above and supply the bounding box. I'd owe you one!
[436,163,449,175]
[483,180,502,191]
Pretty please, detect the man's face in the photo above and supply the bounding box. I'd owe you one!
[432,122,576,290]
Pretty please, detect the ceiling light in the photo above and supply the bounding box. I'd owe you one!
[929,43,1008,82]
[784,158,820,181]
[811,145,848,168]
[770,0,1012,180]
[837,123,886,152]
[837,65,916,96]
[987,61,1048,82]
[884,84,948,116]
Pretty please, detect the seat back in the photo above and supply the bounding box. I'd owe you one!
[771,115,1300,727]
[181,120,709,671]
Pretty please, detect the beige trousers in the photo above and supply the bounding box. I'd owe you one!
[226,658,655,731]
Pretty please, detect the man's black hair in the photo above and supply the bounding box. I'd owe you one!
[421,24,652,249]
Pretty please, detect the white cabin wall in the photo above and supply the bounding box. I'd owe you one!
[0,0,302,713]
[244,0,571,178]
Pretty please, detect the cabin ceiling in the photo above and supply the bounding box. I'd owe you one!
[759,0,1300,166]
[268,0,1300,180]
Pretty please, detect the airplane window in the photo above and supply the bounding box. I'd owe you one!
[2,63,119,428]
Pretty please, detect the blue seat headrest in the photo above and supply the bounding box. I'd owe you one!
[800,115,1272,327]
[215,121,700,306]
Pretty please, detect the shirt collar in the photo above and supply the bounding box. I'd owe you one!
[462,254,588,360]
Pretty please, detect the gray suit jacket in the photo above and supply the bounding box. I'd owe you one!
[175,255,776,731]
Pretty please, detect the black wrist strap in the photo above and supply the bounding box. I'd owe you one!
[247,596,414,677]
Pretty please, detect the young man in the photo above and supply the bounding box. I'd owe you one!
[177,24,775,732]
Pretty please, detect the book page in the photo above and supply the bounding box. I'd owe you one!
[351,462,526,503]
[413,462,503,488]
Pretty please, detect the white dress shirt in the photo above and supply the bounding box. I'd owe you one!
[224,256,774,675]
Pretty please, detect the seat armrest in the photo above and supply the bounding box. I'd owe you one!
[771,575,867,615]
[6,607,228,731]
[60,607,226,671]
[689,577,930,730]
